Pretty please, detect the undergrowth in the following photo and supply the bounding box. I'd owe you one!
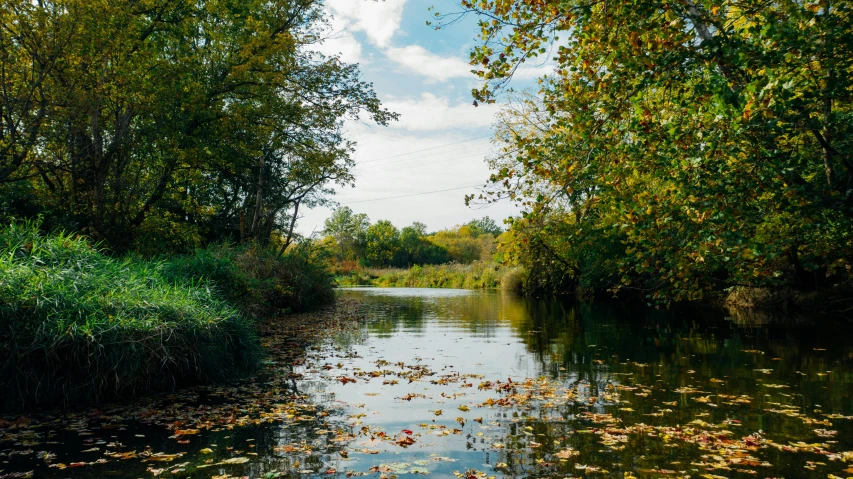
[337,262,524,292]
[0,222,262,411]
[162,243,335,317]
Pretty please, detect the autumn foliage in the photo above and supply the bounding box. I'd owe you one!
[449,0,853,305]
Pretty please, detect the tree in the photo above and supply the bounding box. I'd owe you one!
[0,0,68,184]
[323,207,370,261]
[447,0,853,301]
[428,227,484,264]
[364,220,401,267]
[396,221,451,266]
[465,217,503,236]
[0,0,396,253]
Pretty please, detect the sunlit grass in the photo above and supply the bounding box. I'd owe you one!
[336,262,524,291]
[0,221,262,410]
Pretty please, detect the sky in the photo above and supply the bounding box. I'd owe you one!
[297,0,544,236]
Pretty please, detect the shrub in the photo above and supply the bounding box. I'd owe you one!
[338,262,516,290]
[0,222,262,411]
[162,243,335,316]
[500,267,526,293]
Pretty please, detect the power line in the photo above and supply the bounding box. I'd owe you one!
[363,153,487,174]
[342,185,483,204]
[354,143,489,171]
[355,136,491,165]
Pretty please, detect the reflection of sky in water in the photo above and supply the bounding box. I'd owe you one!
[294,288,853,478]
[337,287,477,298]
[6,288,853,478]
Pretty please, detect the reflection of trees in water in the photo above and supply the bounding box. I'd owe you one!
[472,299,853,478]
[349,290,853,402]
[508,299,853,388]
[348,289,853,422]
[357,292,508,338]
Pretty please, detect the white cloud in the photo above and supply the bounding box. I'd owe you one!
[296,125,518,235]
[313,13,364,64]
[384,45,473,82]
[325,0,407,48]
[382,93,498,131]
[383,45,555,83]
[513,63,554,80]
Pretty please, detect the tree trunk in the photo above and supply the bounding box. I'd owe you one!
[280,199,301,255]
[250,153,266,239]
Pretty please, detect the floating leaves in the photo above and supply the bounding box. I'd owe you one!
[554,447,579,459]
[2,294,853,479]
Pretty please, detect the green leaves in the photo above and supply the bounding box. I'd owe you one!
[1,0,396,253]
[453,0,853,302]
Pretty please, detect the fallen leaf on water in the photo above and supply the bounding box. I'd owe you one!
[555,448,579,459]
[394,435,415,448]
[143,453,185,463]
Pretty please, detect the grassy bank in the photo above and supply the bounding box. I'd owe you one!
[0,223,333,411]
[163,243,334,317]
[336,262,525,291]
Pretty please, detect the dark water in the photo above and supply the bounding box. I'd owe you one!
[2,288,853,478]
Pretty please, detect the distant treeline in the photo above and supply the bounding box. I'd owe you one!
[320,207,504,269]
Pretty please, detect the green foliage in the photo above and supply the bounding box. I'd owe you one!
[451,0,853,304]
[162,243,335,316]
[338,262,514,290]
[397,222,451,267]
[429,226,495,264]
[464,216,503,236]
[0,222,261,410]
[322,208,500,268]
[364,220,401,267]
[0,0,395,253]
[323,207,370,261]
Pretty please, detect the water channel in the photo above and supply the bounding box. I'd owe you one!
[2,287,853,478]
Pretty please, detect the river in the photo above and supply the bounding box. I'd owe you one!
[2,287,852,478]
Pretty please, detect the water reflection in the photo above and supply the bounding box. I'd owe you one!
[3,288,853,478]
[333,288,853,478]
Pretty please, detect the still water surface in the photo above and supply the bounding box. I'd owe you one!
[2,287,853,478]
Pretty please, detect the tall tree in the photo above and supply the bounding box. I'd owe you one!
[447,0,853,300]
[323,206,370,261]
[0,0,396,252]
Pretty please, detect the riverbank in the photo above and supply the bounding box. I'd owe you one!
[0,223,335,412]
[337,262,853,316]
[0,296,368,477]
[335,261,524,291]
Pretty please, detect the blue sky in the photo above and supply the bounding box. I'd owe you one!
[297,0,546,235]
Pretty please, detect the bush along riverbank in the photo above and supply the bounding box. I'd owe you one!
[0,223,334,412]
[336,262,525,292]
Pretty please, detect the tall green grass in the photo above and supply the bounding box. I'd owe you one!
[337,262,525,292]
[0,222,262,411]
[162,243,334,316]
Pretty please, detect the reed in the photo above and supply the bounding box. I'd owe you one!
[0,221,262,411]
